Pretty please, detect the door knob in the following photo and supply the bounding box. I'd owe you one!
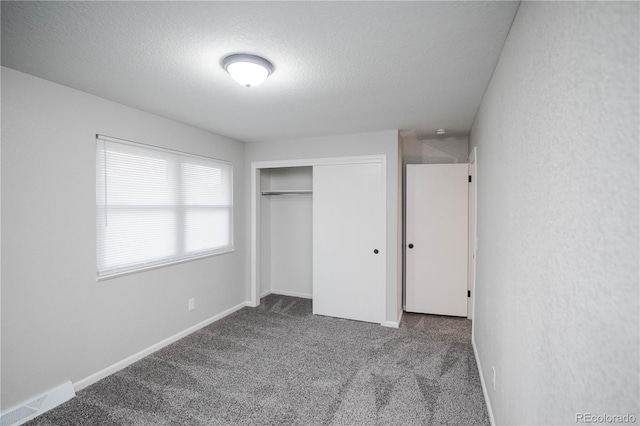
[373,249,379,254]
[408,244,414,249]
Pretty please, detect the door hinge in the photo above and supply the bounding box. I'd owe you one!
[467,290,471,298]
[468,175,472,183]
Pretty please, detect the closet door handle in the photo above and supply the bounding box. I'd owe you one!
[408,244,414,249]
[373,249,379,254]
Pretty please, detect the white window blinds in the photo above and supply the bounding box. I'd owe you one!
[96,135,233,279]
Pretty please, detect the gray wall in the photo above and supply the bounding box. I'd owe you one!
[246,131,402,324]
[470,2,639,424]
[1,68,247,410]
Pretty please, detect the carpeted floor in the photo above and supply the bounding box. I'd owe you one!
[26,295,489,425]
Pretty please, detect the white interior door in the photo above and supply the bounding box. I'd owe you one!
[313,162,384,324]
[406,164,468,317]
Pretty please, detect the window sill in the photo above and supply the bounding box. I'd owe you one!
[96,248,236,282]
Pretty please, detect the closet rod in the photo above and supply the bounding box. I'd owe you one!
[261,190,313,196]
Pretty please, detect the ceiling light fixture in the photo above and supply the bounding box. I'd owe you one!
[222,54,274,88]
[436,129,446,135]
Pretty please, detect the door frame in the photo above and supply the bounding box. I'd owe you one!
[468,147,477,320]
[250,155,387,321]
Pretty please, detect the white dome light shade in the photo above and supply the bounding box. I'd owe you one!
[222,54,274,87]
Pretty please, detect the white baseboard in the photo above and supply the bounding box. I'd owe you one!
[472,336,496,426]
[1,381,75,426]
[73,300,250,392]
[265,289,313,299]
[260,290,272,298]
[382,310,403,328]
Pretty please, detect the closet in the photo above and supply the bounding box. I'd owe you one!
[259,167,313,299]
[254,157,386,324]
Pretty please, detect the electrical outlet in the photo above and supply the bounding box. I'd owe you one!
[188,298,195,311]
[491,366,496,391]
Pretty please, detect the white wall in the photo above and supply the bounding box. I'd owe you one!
[402,134,469,167]
[246,130,402,324]
[470,2,639,424]
[1,68,247,411]
[396,134,403,321]
[259,170,272,295]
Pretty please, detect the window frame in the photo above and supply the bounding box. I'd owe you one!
[96,135,234,281]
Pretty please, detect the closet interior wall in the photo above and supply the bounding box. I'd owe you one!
[259,167,313,298]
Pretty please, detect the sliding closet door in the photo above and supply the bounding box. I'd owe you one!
[313,162,384,324]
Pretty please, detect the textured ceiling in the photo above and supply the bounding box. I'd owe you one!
[1,1,519,143]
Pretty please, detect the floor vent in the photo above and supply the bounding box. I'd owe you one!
[1,381,75,426]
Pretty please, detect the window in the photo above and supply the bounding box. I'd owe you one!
[96,135,233,279]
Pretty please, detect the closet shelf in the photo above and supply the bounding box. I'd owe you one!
[261,190,313,196]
